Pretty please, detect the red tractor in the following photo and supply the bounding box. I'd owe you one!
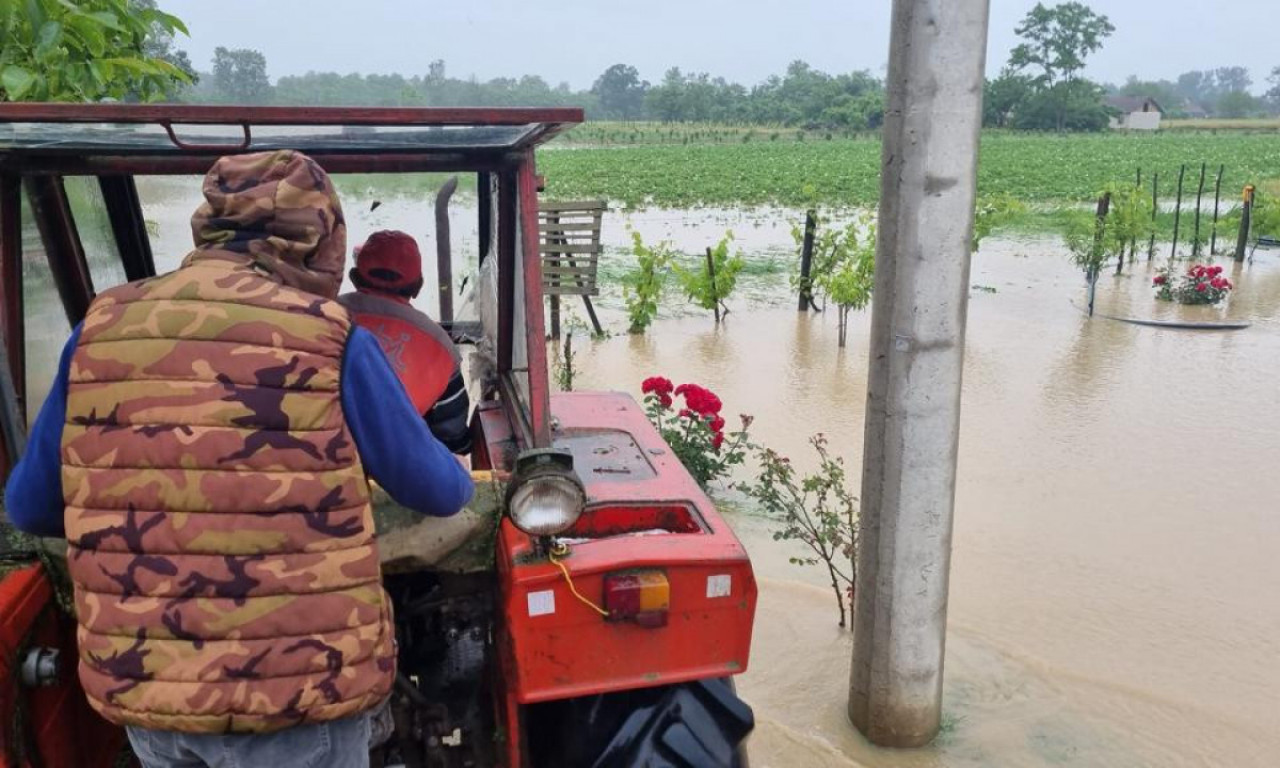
[0,104,756,767]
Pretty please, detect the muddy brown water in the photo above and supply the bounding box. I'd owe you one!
[24,178,1278,766]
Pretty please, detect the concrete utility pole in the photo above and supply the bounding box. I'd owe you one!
[849,0,990,749]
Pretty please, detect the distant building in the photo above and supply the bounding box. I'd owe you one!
[1180,101,1210,120]
[1105,95,1164,130]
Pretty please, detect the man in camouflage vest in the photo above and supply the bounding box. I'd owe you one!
[5,150,474,767]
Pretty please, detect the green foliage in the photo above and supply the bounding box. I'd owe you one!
[742,434,858,628]
[592,63,647,120]
[793,212,876,347]
[210,46,270,104]
[985,70,1034,128]
[675,231,744,320]
[0,0,191,102]
[1014,79,1111,132]
[1009,2,1115,87]
[1216,91,1259,120]
[1002,2,1114,131]
[972,194,1028,252]
[621,231,675,334]
[1095,181,1153,266]
[1063,211,1107,277]
[1251,190,1280,239]
[541,132,1280,213]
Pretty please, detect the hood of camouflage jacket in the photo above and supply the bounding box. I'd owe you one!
[186,150,347,299]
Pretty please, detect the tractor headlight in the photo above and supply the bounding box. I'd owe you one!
[506,449,586,537]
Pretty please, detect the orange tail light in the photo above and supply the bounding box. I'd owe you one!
[603,570,670,628]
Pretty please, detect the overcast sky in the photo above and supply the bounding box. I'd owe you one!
[162,0,1278,93]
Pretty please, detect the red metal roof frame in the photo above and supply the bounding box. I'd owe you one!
[0,103,583,128]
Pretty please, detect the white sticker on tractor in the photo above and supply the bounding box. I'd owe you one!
[527,590,555,617]
[707,574,732,599]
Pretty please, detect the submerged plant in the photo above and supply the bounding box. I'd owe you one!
[791,211,877,347]
[742,434,858,628]
[621,231,676,333]
[972,194,1027,252]
[675,230,744,323]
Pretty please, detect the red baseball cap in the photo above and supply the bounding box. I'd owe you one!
[353,230,423,293]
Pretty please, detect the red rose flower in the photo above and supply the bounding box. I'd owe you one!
[1153,275,1167,285]
[1190,266,1204,278]
[712,432,725,451]
[659,393,673,408]
[1195,282,1208,292]
[710,415,726,432]
[678,408,694,419]
[1210,265,1223,276]
[1210,278,1224,289]
[642,376,674,395]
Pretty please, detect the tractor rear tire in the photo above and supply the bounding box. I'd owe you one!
[526,677,752,768]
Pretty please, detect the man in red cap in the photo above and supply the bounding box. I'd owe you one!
[340,230,471,454]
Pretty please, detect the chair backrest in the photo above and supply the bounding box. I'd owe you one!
[539,200,606,297]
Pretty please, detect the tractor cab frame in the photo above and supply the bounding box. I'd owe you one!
[0,104,756,768]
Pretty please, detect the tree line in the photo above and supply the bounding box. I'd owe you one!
[186,51,888,131]
[170,3,1280,133]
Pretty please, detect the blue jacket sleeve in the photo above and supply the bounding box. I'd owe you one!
[4,325,80,538]
[342,327,473,517]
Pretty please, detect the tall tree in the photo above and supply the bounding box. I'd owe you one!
[1175,70,1218,106]
[1267,66,1280,112]
[985,70,1034,127]
[211,47,270,104]
[0,0,191,101]
[591,64,647,120]
[1009,2,1114,87]
[1213,66,1252,95]
[1006,2,1113,131]
[1216,90,1257,119]
[133,0,196,90]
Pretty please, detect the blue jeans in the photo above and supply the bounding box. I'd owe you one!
[126,713,371,768]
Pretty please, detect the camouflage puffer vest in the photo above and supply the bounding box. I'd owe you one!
[62,257,395,733]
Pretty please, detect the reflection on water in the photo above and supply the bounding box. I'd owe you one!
[30,179,1280,766]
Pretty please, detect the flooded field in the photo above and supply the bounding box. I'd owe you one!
[36,177,1278,766]
[572,212,1280,767]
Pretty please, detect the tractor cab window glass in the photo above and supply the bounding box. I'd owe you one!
[19,193,68,426]
[63,176,127,293]
[510,198,534,420]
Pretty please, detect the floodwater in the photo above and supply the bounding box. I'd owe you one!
[31,177,1280,766]
[570,210,1280,768]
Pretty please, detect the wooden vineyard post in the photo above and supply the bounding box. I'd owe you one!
[1210,165,1224,255]
[1236,185,1254,262]
[1148,172,1158,260]
[1192,162,1206,257]
[1171,164,1185,260]
[548,210,562,339]
[798,209,816,311]
[1129,168,1141,262]
[1094,192,1111,312]
[706,246,720,323]
[711,244,721,320]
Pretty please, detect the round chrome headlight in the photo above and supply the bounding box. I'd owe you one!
[509,474,586,536]
[506,449,586,537]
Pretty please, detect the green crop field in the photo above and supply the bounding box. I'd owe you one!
[543,129,1280,211]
